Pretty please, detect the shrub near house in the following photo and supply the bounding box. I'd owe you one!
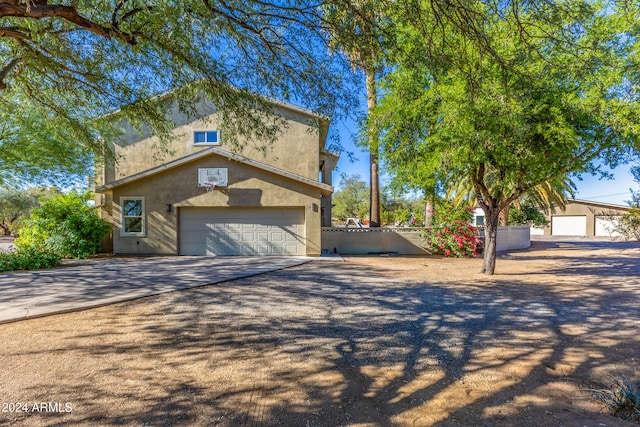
[0,248,61,273]
[15,191,110,260]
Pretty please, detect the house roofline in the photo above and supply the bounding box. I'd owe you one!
[102,83,330,125]
[100,84,332,153]
[321,148,341,159]
[96,146,334,195]
[565,199,631,210]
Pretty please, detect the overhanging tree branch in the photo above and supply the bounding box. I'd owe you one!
[0,57,19,89]
[0,2,139,44]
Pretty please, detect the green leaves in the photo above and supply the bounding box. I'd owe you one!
[15,191,110,259]
[1,0,356,182]
[0,187,36,235]
[369,0,639,273]
[376,0,638,198]
[0,247,62,273]
[331,174,370,221]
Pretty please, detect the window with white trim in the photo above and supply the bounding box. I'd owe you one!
[194,130,219,144]
[121,197,145,236]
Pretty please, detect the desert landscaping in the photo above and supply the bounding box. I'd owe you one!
[1,240,639,426]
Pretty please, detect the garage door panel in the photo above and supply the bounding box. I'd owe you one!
[551,216,587,236]
[270,233,283,242]
[595,216,622,237]
[284,233,299,242]
[180,207,305,256]
[284,243,300,255]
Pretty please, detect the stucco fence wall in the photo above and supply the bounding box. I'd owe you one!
[321,226,530,255]
[481,226,532,251]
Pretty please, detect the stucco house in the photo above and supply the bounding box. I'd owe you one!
[95,94,338,256]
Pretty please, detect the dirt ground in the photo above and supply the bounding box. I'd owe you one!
[0,240,639,427]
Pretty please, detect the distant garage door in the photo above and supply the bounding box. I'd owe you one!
[551,215,587,236]
[595,216,622,237]
[179,207,305,256]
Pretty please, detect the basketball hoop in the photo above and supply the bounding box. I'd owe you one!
[203,181,217,193]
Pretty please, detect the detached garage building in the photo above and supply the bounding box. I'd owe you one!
[540,199,630,237]
[95,93,338,256]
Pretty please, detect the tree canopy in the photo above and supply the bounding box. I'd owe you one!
[332,174,369,222]
[0,0,357,184]
[369,0,640,273]
[0,185,34,235]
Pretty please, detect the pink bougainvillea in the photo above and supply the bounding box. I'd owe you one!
[425,220,482,258]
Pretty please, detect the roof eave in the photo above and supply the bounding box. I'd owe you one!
[95,146,334,195]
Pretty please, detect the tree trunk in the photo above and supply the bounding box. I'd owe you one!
[498,205,509,226]
[480,207,501,275]
[370,152,380,227]
[365,65,380,228]
[424,198,434,227]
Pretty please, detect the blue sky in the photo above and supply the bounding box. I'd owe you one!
[331,118,638,207]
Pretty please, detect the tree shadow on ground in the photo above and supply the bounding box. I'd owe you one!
[2,247,639,426]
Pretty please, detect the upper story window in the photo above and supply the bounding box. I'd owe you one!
[194,130,219,145]
[121,197,145,236]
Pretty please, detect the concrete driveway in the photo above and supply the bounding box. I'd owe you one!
[0,256,312,323]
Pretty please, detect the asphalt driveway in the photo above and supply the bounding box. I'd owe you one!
[0,256,313,323]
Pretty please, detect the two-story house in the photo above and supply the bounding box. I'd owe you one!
[95,93,338,256]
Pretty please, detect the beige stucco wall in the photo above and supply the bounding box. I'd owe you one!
[322,226,531,255]
[102,96,323,185]
[107,153,323,256]
[542,201,629,236]
[321,228,430,255]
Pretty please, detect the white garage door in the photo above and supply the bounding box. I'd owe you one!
[180,207,305,256]
[551,216,587,236]
[595,216,622,237]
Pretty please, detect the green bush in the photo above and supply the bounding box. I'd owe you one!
[431,200,475,225]
[508,205,548,227]
[15,191,110,259]
[0,247,61,272]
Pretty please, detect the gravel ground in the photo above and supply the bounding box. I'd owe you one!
[0,240,639,426]
[0,236,15,253]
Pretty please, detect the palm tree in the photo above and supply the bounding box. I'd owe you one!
[324,1,387,227]
[446,173,576,224]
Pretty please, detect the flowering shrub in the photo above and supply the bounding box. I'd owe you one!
[424,219,482,257]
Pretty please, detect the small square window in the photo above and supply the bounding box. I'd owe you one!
[194,130,219,144]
